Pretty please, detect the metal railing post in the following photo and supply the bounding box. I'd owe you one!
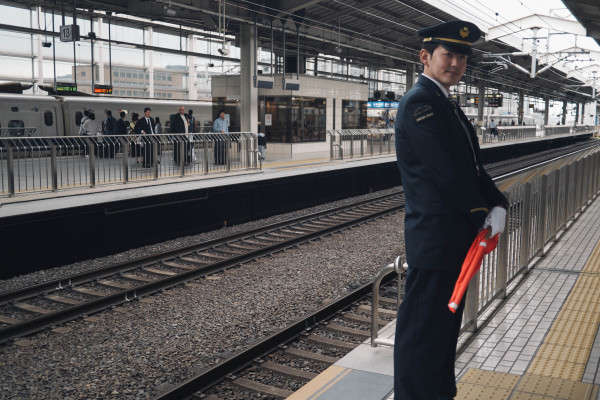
[204,140,209,174]
[496,191,511,299]
[464,270,480,332]
[519,182,533,272]
[50,146,58,192]
[7,146,15,196]
[121,139,129,183]
[535,174,548,255]
[152,138,159,179]
[371,256,403,348]
[226,138,231,172]
[86,138,96,188]
[360,131,364,157]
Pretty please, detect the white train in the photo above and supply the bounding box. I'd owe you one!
[0,93,236,137]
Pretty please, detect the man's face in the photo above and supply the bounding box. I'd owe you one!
[420,45,467,90]
[219,112,225,119]
[179,107,185,115]
[144,110,151,118]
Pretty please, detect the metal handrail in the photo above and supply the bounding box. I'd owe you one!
[371,255,404,347]
[370,147,600,346]
[0,132,259,197]
[327,129,395,160]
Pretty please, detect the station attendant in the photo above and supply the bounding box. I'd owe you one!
[394,21,509,399]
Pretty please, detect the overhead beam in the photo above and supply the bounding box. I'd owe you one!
[487,14,586,42]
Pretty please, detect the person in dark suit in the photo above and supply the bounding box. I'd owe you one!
[170,105,190,165]
[394,21,509,399]
[117,111,128,135]
[134,107,156,168]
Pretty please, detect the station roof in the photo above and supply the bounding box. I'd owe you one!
[6,0,596,102]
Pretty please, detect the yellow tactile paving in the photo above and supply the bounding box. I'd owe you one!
[285,365,350,400]
[516,374,598,399]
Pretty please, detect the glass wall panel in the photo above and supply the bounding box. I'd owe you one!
[261,96,326,143]
[342,100,367,129]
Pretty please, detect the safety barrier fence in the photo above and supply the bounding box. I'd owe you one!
[0,132,259,197]
[371,147,600,346]
[481,126,537,143]
[328,129,395,160]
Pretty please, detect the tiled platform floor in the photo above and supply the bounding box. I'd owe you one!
[288,193,600,400]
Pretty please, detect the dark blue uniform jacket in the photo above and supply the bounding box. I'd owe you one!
[395,75,507,271]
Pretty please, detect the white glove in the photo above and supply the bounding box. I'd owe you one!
[482,206,506,237]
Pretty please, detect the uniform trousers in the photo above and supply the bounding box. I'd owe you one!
[394,267,465,400]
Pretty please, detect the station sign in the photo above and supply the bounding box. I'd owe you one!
[55,82,77,94]
[59,24,80,42]
[485,94,503,107]
[367,101,399,109]
[93,84,113,94]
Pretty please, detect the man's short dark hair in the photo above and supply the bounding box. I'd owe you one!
[120,111,126,118]
[83,109,90,116]
[218,109,225,116]
[144,107,151,113]
[421,43,439,56]
[188,109,193,115]
[105,110,112,116]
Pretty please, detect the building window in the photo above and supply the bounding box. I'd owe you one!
[126,72,131,78]
[8,120,25,136]
[120,72,125,77]
[343,100,368,129]
[113,71,118,77]
[81,71,86,77]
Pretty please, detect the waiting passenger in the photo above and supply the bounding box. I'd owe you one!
[79,109,90,135]
[489,119,498,136]
[170,106,191,165]
[117,111,128,135]
[213,110,228,165]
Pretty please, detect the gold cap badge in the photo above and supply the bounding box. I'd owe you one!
[460,27,469,38]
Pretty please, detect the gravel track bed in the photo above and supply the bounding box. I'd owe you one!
[0,187,401,295]
[0,189,404,400]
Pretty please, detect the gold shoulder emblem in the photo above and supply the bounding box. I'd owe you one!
[413,105,434,123]
[460,27,469,38]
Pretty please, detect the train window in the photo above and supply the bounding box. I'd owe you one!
[44,111,54,126]
[75,111,83,126]
[8,120,25,137]
[11,107,18,112]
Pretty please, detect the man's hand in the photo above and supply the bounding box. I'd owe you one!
[482,206,506,237]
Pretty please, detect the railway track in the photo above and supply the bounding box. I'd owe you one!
[0,139,597,398]
[156,274,401,400]
[0,191,406,343]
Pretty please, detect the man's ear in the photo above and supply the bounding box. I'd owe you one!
[419,49,430,67]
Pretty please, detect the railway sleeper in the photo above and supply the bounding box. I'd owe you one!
[341,312,387,327]
[120,273,156,283]
[284,347,338,364]
[260,360,318,381]
[162,261,197,270]
[44,294,84,306]
[231,377,293,399]
[71,287,107,297]
[13,303,53,315]
[0,315,20,325]
[324,322,370,338]
[306,334,357,351]
[142,267,177,276]
[358,304,397,318]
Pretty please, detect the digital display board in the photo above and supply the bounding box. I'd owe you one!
[93,84,113,94]
[55,82,77,94]
[485,94,503,107]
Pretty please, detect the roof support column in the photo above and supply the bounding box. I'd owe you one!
[562,100,567,125]
[96,17,104,85]
[187,34,198,100]
[240,23,258,133]
[35,7,44,90]
[477,79,485,133]
[405,63,415,92]
[544,96,550,127]
[575,102,579,127]
[145,27,154,98]
[518,90,525,125]
[581,103,585,125]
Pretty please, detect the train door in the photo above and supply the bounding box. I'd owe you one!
[39,104,60,136]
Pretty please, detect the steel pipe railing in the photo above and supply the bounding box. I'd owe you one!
[371,147,600,346]
[0,132,259,197]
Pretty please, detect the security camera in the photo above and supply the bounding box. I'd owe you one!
[218,42,230,56]
[335,46,342,54]
[42,41,52,48]
[208,62,215,68]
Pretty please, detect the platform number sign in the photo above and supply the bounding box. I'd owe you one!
[60,24,80,42]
